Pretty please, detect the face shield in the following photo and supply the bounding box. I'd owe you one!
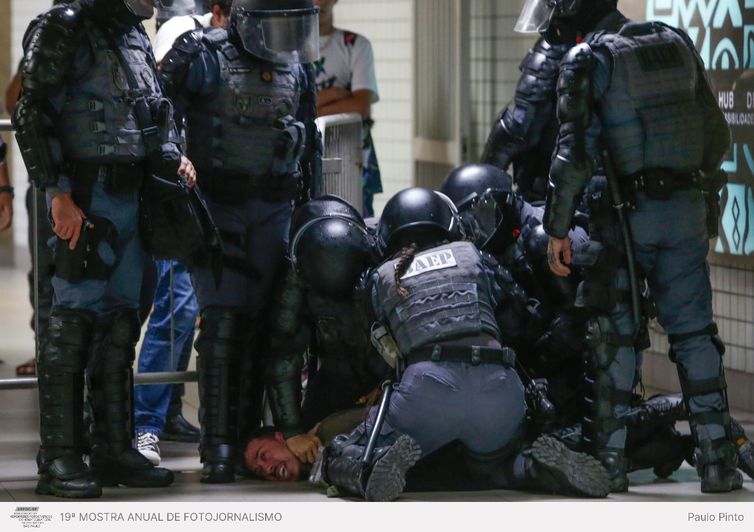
[514,0,556,33]
[232,2,320,64]
[465,189,513,249]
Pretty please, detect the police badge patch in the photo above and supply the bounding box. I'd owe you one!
[400,249,458,280]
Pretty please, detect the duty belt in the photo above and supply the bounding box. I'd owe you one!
[622,168,702,202]
[405,344,516,368]
[66,160,145,194]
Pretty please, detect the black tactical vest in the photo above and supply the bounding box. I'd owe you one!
[373,241,501,354]
[185,29,306,178]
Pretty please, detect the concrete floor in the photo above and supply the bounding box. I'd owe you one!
[0,265,752,502]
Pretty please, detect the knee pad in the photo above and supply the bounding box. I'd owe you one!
[668,323,724,363]
[41,307,95,368]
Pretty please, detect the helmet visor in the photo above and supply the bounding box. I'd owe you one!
[514,0,555,33]
[234,7,320,64]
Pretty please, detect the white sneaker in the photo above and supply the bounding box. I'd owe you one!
[136,431,162,466]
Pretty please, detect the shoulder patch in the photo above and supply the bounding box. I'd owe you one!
[343,31,358,46]
[399,248,457,280]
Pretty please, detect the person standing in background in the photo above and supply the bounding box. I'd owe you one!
[313,0,381,216]
[153,0,230,63]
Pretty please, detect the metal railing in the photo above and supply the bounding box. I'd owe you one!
[0,371,198,391]
[315,113,364,211]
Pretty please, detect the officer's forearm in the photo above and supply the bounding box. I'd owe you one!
[13,97,62,189]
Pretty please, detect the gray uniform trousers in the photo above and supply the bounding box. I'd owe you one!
[335,362,526,460]
[602,189,726,450]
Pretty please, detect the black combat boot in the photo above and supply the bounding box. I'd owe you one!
[88,311,174,488]
[696,439,743,493]
[730,418,754,481]
[195,308,248,483]
[626,425,694,479]
[319,435,422,501]
[161,414,200,443]
[36,308,101,499]
[523,435,610,498]
[624,394,693,479]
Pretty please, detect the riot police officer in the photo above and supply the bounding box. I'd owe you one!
[266,195,387,437]
[312,187,610,501]
[440,163,699,480]
[158,0,322,483]
[480,2,582,202]
[536,0,742,492]
[440,163,590,426]
[12,0,188,498]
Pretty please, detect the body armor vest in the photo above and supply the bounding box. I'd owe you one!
[592,22,703,176]
[185,29,305,177]
[373,241,501,354]
[56,17,160,163]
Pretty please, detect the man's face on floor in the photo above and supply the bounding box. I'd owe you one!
[245,433,302,481]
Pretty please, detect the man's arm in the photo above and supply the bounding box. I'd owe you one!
[544,42,601,239]
[482,37,570,170]
[317,88,373,119]
[12,4,83,192]
[157,29,217,102]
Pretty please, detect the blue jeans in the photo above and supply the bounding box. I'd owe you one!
[135,260,199,435]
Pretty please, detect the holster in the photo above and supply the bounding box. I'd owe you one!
[54,215,116,283]
[701,170,727,239]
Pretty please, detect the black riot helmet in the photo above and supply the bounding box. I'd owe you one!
[289,194,363,240]
[514,0,617,34]
[90,0,170,26]
[229,0,320,64]
[441,163,520,253]
[290,197,374,301]
[377,187,459,255]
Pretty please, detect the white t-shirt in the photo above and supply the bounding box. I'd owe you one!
[315,29,379,103]
[153,13,213,63]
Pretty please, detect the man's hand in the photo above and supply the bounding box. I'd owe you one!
[178,156,196,187]
[547,235,572,277]
[0,192,12,232]
[51,192,91,250]
[285,423,322,465]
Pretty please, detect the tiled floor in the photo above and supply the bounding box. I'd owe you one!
[0,265,752,502]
